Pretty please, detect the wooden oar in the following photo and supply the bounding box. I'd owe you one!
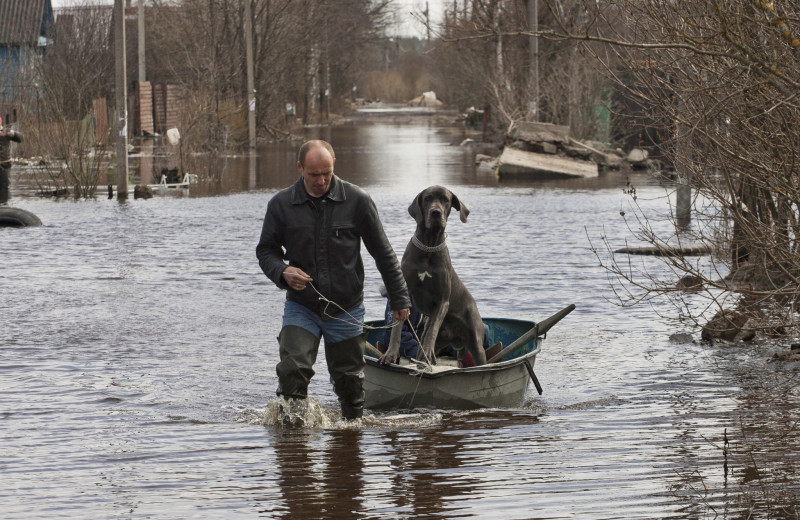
[365,341,383,359]
[487,304,576,363]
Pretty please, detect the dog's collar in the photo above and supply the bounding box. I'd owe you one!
[412,233,447,253]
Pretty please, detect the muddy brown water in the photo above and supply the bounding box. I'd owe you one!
[2,113,800,518]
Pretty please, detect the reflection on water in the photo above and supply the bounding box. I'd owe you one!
[134,118,652,197]
[190,119,487,195]
[269,429,367,519]
[2,115,799,518]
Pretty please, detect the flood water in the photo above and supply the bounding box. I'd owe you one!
[3,113,800,518]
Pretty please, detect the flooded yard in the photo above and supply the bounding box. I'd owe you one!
[2,114,799,518]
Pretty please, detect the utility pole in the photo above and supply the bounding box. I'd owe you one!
[675,107,691,229]
[114,0,129,199]
[527,0,539,121]
[138,0,145,82]
[425,1,431,41]
[244,0,256,151]
[322,0,330,121]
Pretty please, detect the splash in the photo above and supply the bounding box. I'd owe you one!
[239,396,337,429]
[238,396,446,430]
[360,410,444,429]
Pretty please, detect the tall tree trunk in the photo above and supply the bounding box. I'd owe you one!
[493,5,504,92]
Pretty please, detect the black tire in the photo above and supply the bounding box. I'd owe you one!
[0,207,43,227]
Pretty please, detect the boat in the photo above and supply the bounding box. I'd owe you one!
[150,172,198,192]
[362,304,575,410]
[105,173,198,197]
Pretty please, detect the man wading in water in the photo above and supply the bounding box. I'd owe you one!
[256,139,410,421]
[0,116,23,204]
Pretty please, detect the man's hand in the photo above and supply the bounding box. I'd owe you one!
[393,308,410,322]
[282,266,313,291]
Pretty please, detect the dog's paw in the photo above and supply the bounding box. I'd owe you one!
[379,349,400,365]
[416,345,437,365]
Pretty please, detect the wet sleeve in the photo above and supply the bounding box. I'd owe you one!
[256,198,289,290]
[359,195,411,311]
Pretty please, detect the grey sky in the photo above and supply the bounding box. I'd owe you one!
[49,0,447,38]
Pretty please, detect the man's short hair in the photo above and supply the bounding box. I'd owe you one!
[298,140,335,167]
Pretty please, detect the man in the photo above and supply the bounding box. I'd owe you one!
[0,116,23,204]
[256,139,410,420]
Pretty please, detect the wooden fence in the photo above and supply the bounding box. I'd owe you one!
[131,81,182,137]
[91,82,183,143]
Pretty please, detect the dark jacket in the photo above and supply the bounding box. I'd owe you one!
[257,175,410,316]
[0,130,23,167]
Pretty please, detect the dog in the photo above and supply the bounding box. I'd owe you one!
[380,186,489,366]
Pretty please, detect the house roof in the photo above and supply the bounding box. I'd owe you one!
[0,0,53,46]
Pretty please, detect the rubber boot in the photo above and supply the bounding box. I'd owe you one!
[325,334,366,420]
[275,325,321,399]
[0,166,9,204]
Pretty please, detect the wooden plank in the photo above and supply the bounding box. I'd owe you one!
[135,81,153,136]
[92,97,108,146]
[614,245,711,256]
[165,84,181,130]
[497,147,598,179]
[153,82,167,133]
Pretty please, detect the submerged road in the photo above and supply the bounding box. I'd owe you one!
[2,115,799,518]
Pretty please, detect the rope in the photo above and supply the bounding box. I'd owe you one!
[307,281,436,367]
[307,281,400,331]
[406,319,435,366]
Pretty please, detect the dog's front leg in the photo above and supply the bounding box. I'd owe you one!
[419,301,449,364]
[378,318,404,365]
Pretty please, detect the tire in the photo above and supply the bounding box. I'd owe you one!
[0,207,43,227]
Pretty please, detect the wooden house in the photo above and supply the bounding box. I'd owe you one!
[0,0,54,123]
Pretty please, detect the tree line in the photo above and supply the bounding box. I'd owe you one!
[5,0,396,193]
[428,0,800,333]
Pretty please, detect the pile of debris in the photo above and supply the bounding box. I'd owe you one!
[476,121,656,179]
[407,91,443,108]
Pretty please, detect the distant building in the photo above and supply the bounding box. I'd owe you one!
[0,0,54,123]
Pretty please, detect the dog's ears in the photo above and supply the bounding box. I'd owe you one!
[451,193,469,223]
[409,188,469,224]
[408,192,424,223]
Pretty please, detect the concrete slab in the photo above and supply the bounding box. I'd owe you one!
[496,147,599,179]
[510,121,571,143]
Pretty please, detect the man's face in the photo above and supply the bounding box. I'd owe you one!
[299,147,335,197]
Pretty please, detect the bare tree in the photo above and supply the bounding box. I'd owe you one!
[15,4,115,198]
[430,0,612,141]
[426,0,800,333]
[532,0,800,331]
[146,0,392,149]
[147,0,246,167]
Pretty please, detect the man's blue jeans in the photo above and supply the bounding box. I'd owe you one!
[282,300,364,342]
[277,300,367,417]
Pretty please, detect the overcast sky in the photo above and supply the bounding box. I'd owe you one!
[392,0,447,37]
[49,0,447,39]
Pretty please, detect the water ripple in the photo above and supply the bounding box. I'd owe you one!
[2,122,799,518]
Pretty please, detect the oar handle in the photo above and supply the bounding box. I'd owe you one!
[487,304,575,363]
[365,341,383,359]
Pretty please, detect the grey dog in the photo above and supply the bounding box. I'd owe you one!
[380,186,488,366]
